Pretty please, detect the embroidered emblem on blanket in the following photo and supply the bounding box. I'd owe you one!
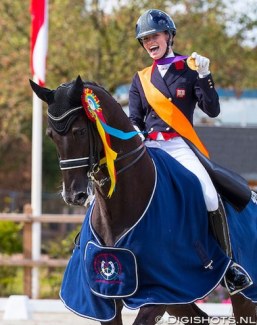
[85,241,138,298]
[93,252,122,282]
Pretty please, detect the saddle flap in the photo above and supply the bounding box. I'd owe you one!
[84,241,138,298]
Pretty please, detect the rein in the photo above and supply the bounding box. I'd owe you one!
[89,143,146,187]
[59,142,146,187]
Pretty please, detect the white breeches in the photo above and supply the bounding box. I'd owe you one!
[145,137,219,211]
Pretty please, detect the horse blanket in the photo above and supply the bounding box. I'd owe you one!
[60,148,257,321]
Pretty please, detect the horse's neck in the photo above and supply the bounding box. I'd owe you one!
[91,143,155,246]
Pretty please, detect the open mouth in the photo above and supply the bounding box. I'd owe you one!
[149,45,159,54]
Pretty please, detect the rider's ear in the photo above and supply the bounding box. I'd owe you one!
[67,76,84,104]
[29,79,55,104]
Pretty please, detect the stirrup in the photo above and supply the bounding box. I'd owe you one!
[224,263,253,295]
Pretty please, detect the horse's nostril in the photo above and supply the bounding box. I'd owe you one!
[74,192,87,205]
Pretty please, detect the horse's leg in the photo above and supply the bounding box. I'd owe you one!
[101,300,123,325]
[166,303,210,325]
[231,293,257,324]
[132,305,166,325]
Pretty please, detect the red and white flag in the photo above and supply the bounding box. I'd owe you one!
[30,0,48,86]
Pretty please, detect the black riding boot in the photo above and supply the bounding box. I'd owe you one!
[208,201,252,295]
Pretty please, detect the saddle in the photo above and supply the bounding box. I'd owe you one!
[187,141,251,211]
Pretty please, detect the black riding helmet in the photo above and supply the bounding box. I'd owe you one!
[135,9,176,45]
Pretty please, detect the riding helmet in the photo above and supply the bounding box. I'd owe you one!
[135,9,176,40]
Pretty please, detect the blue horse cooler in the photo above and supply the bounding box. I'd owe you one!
[60,148,257,322]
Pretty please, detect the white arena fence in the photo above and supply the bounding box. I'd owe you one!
[0,295,233,321]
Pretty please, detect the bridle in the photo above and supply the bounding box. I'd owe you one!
[59,141,146,186]
[87,142,146,188]
[48,106,146,188]
[59,156,91,170]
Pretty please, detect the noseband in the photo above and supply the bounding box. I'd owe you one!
[59,157,91,170]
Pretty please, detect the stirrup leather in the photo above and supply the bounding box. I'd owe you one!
[208,198,232,258]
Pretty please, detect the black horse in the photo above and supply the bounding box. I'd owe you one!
[30,76,257,324]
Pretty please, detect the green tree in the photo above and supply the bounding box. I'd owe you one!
[167,0,257,89]
[0,221,23,296]
[0,2,32,191]
[0,221,22,254]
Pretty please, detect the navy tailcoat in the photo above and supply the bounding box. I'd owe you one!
[129,55,220,133]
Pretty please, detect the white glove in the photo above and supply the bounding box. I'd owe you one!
[133,125,145,142]
[191,52,210,78]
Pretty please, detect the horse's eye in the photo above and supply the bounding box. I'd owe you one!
[46,128,53,138]
[72,127,87,136]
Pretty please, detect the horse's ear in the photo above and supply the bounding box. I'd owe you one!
[29,79,55,104]
[67,75,84,103]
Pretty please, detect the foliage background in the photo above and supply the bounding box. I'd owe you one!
[0,0,257,196]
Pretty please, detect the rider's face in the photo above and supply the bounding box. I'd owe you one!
[141,32,170,60]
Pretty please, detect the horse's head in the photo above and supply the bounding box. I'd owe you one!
[30,76,140,206]
[30,76,100,205]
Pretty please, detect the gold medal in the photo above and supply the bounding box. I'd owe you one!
[187,56,197,70]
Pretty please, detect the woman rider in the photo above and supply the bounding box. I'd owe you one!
[129,8,251,295]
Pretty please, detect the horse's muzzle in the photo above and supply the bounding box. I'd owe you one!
[63,191,88,206]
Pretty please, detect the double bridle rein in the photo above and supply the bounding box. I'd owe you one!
[48,106,146,188]
[59,142,146,188]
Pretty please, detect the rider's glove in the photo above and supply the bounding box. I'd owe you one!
[191,52,210,78]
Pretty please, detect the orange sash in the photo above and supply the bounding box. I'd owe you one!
[138,66,209,158]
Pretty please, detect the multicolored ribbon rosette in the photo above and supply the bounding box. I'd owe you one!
[82,88,118,197]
